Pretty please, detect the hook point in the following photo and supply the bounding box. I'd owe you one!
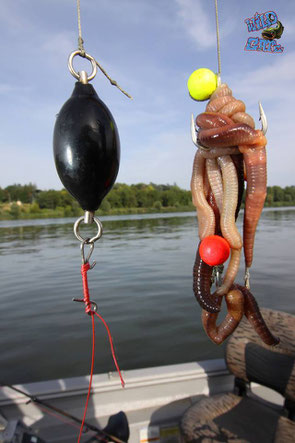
[259,101,268,135]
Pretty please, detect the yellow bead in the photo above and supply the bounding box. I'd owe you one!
[187,68,217,101]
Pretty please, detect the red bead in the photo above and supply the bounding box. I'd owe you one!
[199,235,230,266]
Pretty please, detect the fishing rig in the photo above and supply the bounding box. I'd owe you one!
[53,0,132,440]
[187,0,280,348]
[190,0,267,290]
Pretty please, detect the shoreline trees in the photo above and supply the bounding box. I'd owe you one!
[0,183,294,219]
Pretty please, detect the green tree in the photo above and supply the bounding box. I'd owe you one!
[266,187,273,205]
[36,190,62,209]
[153,200,162,210]
[273,186,284,202]
[0,187,5,202]
[107,185,123,208]
[117,184,137,207]
[30,202,40,214]
[100,199,111,212]
[4,183,37,203]
[10,203,21,218]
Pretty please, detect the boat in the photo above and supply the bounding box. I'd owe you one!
[0,357,284,442]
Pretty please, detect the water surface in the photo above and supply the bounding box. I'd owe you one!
[0,209,294,384]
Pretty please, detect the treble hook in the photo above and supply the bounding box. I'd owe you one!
[259,101,268,135]
[190,114,210,151]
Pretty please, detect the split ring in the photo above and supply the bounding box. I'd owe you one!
[73,216,103,243]
[68,50,97,82]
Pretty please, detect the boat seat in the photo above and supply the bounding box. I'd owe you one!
[180,308,295,442]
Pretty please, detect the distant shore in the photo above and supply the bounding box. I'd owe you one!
[1,183,295,220]
[0,203,196,221]
[0,202,295,221]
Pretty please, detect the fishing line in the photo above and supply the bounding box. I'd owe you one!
[214,0,221,85]
[77,312,96,443]
[75,253,125,441]
[77,0,85,54]
[76,0,132,98]
[94,311,125,388]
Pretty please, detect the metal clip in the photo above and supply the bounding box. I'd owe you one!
[211,264,224,287]
[81,240,96,268]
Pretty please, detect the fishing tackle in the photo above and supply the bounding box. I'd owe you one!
[52,2,131,439]
[188,0,277,345]
[190,82,278,345]
[53,51,120,214]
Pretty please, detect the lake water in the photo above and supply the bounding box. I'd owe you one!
[0,208,295,384]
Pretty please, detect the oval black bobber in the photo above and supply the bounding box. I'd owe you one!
[53,81,120,211]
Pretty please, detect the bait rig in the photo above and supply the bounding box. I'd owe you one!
[187,0,279,347]
[53,2,132,440]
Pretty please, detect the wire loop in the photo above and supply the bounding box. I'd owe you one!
[73,216,103,244]
[68,50,97,82]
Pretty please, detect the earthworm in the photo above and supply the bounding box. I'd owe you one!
[191,83,269,346]
[199,84,267,277]
[196,113,236,162]
[205,95,235,113]
[198,123,266,149]
[217,155,242,250]
[239,145,267,269]
[199,146,240,159]
[215,100,246,117]
[207,190,221,235]
[206,158,223,213]
[231,153,245,220]
[191,150,215,240]
[192,190,223,312]
[236,284,279,346]
[195,108,242,301]
[196,112,233,129]
[207,86,243,117]
[193,243,220,313]
[203,161,210,199]
[216,248,241,296]
[210,83,232,100]
[231,112,255,128]
[202,287,244,344]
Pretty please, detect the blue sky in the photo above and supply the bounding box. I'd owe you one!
[1,0,294,190]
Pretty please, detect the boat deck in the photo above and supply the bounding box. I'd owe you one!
[0,359,284,442]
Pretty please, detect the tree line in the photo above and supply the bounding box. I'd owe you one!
[0,183,295,219]
[0,182,193,212]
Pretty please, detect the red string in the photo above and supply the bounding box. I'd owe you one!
[77,262,125,441]
[81,262,91,314]
[94,311,125,388]
[77,312,95,443]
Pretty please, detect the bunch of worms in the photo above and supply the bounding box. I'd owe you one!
[191,83,279,346]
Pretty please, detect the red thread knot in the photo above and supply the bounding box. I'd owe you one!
[81,262,91,314]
